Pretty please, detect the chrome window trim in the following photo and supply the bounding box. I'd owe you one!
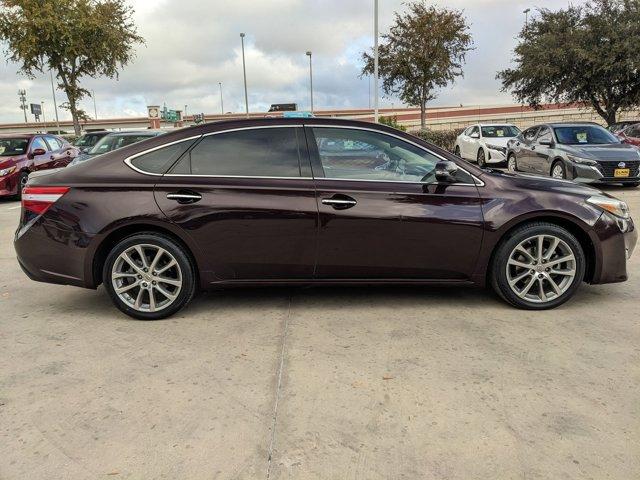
[123,124,484,186]
[123,135,203,176]
[310,125,484,187]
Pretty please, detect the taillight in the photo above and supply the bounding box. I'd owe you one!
[22,186,70,215]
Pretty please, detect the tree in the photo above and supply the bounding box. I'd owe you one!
[0,0,144,134]
[498,0,640,126]
[362,2,473,129]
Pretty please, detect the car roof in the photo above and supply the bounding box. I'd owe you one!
[103,130,164,137]
[476,123,518,127]
[0,133,35,139]
[544,122,603,128]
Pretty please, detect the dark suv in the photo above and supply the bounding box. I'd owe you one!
[506,123,640,187]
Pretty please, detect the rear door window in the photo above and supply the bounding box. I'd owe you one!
[45,136,62,150]
[129,139,196,174]
[177,127,304,177]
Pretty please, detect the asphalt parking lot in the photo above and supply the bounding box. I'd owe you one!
[1,185,639,480]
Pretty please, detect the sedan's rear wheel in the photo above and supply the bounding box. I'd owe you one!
[454,145,461,157]
[103,233,196,320]
[491,223,585,310]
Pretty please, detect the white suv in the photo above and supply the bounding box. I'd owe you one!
[454,124,521,167]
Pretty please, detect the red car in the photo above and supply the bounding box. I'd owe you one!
[0,134,78,198]
[616,123,640,147]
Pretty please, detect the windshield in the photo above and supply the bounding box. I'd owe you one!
[75,134,102,148]
[0,138,29,156]
[88,134,155,155]
[554,126,619,145]
[481,126,521,138]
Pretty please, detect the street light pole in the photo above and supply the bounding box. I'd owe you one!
[374,0,379,123]
[92,90,98,120]
[240,33,249,118]
[219,82,224,114]
[41,101,47,133]
[306,51,314,114]
[49,71,60,134]
[523,8,531,29]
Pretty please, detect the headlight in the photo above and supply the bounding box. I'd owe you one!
[0,166,16,177]
[486,144,506,153]
[587,195,630,219]
[567,155,598,166]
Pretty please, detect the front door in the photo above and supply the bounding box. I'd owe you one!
[29,136,52,171]
[515,127,540,172]
[530,126,554,174]
[154,126,318,282]
[307,126,484,280]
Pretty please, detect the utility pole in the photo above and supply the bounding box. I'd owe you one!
[50,71,60,134]
[524,8,531,29]
[306,51,314,114]
[18,90,28,123]
[219,82,224,114]
[240,33,249,118]
[374,0,379,123]
[41,102,47,133]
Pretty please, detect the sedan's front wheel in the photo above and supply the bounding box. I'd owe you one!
[103,233,197,320]
[491,222,585,310]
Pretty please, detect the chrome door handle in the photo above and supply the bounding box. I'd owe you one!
[322,196,357,210]
[166,192,202,204]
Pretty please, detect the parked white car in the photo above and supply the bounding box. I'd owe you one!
[454,124,522,167]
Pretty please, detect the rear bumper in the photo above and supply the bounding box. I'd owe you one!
[0,171,20,197]
[14,216,95,288]
[589,213,637,284]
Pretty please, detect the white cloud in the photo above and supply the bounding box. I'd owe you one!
[0,0,583,123]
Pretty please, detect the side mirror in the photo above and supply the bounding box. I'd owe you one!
[29,148,46,159]
[435,160,459,183]
[539,139,554,147]
[470,132,480,139]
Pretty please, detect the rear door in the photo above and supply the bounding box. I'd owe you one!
[308,126,484,280]
[153,126,318,283]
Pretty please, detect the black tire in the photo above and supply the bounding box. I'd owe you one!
[507,154,518,173]
[621,182,639,188]
[551,160,566,180]
[15,171,29,199]
[477,148,486,167]
[103,232,197,320]
[454,145,461,157]
[490,222,586,310]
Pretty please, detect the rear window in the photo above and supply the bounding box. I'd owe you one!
[129,139,196,174]
[174,127,303,177]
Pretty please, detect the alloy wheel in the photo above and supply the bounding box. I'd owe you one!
[508,156,517,172]
[506,234,577,304]
[111,244,183,313]
[552,164,565,179]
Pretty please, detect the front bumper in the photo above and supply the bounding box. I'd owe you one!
[571,162,640,184]
[486,148,507,163]
[589,212,637,284]
[0,171,19,197]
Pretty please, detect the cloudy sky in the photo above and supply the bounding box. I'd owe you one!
[0,0,580,123]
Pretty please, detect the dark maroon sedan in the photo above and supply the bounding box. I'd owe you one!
[0,134,78,198]
[14,118,637,319]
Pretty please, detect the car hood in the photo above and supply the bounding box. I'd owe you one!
[558,143,640,162]
[0,156,19,169]
[483,137,514,148]
[484,168,606,197]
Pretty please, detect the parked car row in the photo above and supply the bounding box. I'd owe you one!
[455,121,640,187]
[0,130,164,198]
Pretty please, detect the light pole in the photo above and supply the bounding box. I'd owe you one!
[92,90,98,120]
[41,101,47,132]
[18,89,27,123]
[523,8,531,29]
[219,82,224,114]
[50,71,60,133]
[306,51,314,113]
[240,33,249,118]
[374,0,379,123]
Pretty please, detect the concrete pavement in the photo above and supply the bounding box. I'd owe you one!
[1,186,639,479]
